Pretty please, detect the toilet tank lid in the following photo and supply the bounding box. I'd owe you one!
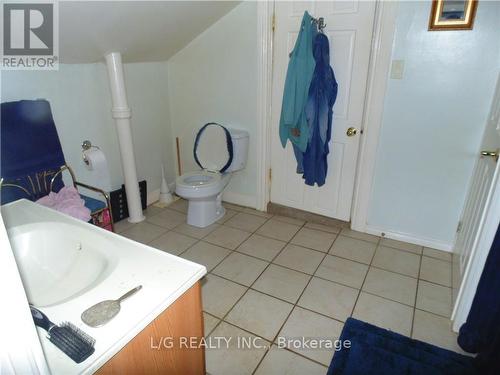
[193,123,233,173]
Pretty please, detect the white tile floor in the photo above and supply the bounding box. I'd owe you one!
[117,199,462,374]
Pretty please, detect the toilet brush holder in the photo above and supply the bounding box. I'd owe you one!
[154,164,177,208]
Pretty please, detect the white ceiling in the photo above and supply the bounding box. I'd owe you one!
[59,1,240,63]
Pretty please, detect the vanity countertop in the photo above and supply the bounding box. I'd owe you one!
[2,199,207,374]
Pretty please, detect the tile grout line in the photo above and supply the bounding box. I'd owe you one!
[131,202,456,367]
[128,209,452,316]
[201,212,289,347]
[244,220,310,371]
[411,252,424,338]
[210,253,362,303]
[450,254,454,317]
[207,211,275,247]
[250,222,329,374]
[206,268,455,332]
[175,209,276,260]
[173,210,278,281]
[350,235,382,318]
[200,205,455,354]
[230,218,337,371]
[202,311,220,337]
[142,209,451,318]
[210,268,451,319]
[210,270,345,323]
[209,319,330,372]
[151,217,211,257]
[122,206,190,243]
[148,215,218,251]
[418,257,453,288]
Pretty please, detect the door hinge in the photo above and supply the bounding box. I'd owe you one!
[272,13,276,33]
[456,221,463,233]
[268,168,272,182]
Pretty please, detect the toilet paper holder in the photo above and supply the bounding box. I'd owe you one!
[82,140,101,166]
[82,140,100,151]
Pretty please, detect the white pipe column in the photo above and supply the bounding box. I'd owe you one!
[105,52,145,223]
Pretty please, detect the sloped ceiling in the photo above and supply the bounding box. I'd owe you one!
[59,1,240,63]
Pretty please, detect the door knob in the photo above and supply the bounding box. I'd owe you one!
[346,127,358,137]
[481,150,499,162]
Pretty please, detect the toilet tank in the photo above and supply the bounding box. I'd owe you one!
[226,128,249,172]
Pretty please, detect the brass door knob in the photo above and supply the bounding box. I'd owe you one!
[346,127,358,137]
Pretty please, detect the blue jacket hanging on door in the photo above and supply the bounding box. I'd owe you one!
[278,11,317,152]
[295,32,338,186]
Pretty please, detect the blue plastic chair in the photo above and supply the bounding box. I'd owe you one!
[0,99,114,231]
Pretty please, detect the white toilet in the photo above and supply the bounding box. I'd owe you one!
[175,123,249,228]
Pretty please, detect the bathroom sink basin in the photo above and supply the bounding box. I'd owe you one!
[8,222,115,307]
[2,199,207,374]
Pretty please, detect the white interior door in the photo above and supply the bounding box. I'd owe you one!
[454,74,500,282]
[270,1,376,220]
[452,74,500,328]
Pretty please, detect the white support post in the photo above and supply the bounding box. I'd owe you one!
[105,52,145,223]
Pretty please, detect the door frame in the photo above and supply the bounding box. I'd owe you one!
[255,0,274,211]
[350,1,399,231]
[256,0,399,228]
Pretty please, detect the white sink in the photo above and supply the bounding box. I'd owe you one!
[8,222,116,307]
[2,199,206,374]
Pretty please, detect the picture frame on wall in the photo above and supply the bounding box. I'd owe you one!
[429,0,478,31]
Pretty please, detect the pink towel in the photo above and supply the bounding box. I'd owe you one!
[37,186,91,221]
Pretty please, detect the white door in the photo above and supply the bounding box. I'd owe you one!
[452,74,500,328]
[270,1,376,220]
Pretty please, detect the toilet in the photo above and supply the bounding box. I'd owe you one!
[175,123,249,228]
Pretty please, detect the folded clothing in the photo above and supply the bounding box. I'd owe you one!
[37,186,91,222]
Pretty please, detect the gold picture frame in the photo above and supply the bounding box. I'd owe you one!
[429,0,478,31]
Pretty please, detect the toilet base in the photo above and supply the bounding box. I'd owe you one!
[186,195,225,228]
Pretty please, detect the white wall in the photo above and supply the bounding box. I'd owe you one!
[123,62,175,193]
[1,3,258,207]
[367,1,500,249]
[167,1,259,207]
[1,62,175,198]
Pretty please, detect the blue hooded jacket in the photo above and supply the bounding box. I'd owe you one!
[278,11,317,152]
[295,33,338,187]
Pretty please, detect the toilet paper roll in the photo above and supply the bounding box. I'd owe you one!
[82,148,111,192]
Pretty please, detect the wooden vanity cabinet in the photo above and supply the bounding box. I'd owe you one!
[96,282,205,375]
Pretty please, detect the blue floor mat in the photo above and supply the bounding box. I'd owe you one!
[328,318,477,375]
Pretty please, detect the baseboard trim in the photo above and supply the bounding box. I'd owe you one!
[267,202,350,228]
[222,191,256,209]
[365,225,454,252]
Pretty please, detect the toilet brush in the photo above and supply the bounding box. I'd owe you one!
[154,164,176,208]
